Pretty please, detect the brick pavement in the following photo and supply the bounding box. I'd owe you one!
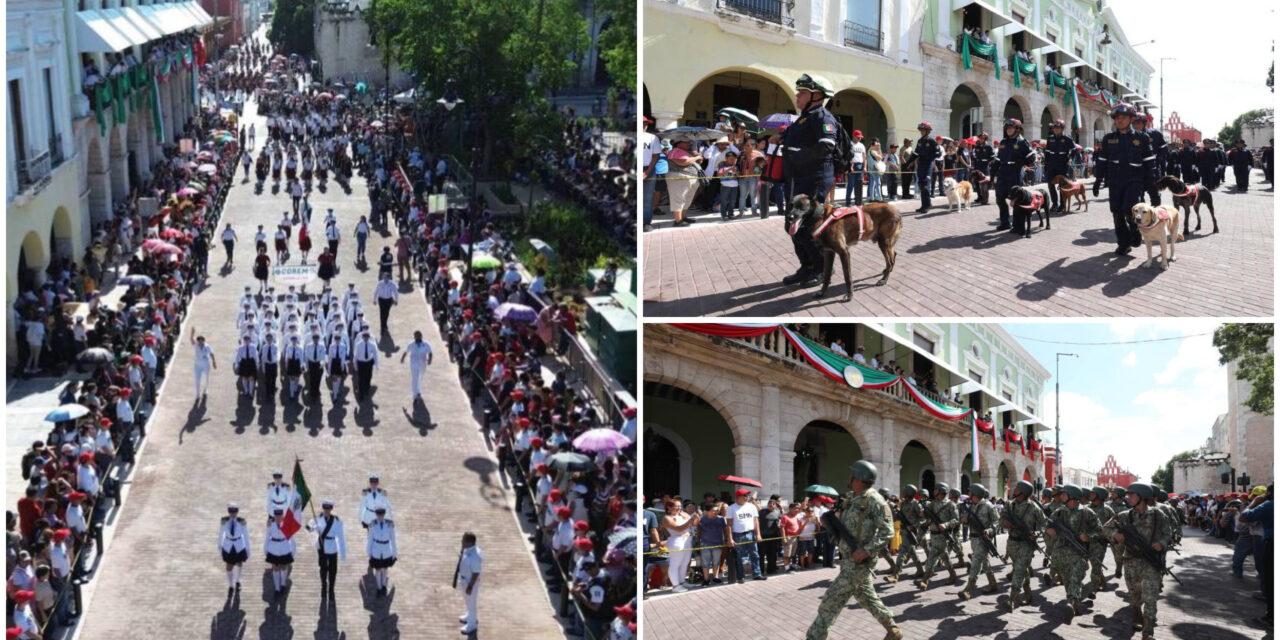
[642,173,1273,317]
[72,93,565,639]
[641,527,1271,640]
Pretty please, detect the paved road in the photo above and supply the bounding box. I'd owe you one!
[642,527,1270,640]
[642,173,1273,317]
[73,89,565,639]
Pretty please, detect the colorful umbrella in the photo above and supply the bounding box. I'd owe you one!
[715,107,759,126]
[571,428,632,453]
[657,126,723,142]
[197,163,218,174]
[470,252,502,270]
[547,452,595,472]
[176,187,199,197]
[77,348,115,364]
[759,113,798,131]
[119,274,155,287]
[717,474,763,488]
[143,240,183,255]
[159,228,184,240]
[494,302,537,322]
[46,404,91,422]
[804,484,840,497]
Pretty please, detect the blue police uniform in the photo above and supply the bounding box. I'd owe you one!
[1093,126,1155,252]
[1139,126,1167,205]
[912,135,941,210]
[1197,145,1219,190]
[994,135,1036,232]
[782,102,839,277]
[1043,132,1075,210]
[972,139,995,203]
[1178,145,1199,184]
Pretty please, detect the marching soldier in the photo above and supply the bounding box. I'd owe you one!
[1112,483,1172,639]
[367,507,398,597]
[266,470,293,524]
[911,123,942,213]
[957,484,999,600]
[805,461,901,640]
[972,131,995,204]
[219,503,250,596]
[306,499,347,599]
[359,474,393,528]
[888,485,926,583]
[915,483,959,590]
[1228,139,1254,192]
[1197,139,1220,191]
[1110,486,1130,578]
[875,489,895,569]
[1042,487,1064,583]
[1088,486,1116,592]
[1153,489,1183,549]
[1002,480,1046,611]
[947,488,968,568]
[1044,485,1101,623]
[1132,114,1166,205]
[352,330,379,402]
[1044,119,1075,211]
[780,74,840,287]
[1093,104,1153,255]
[993,119,1036,234]
[305,331,326,398]
[259,333,280,397]
[264,507,296,597]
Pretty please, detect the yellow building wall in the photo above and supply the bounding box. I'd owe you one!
[7,163,86,305]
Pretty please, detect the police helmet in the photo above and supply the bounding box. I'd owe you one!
[1062,484,1083,501]
[1125,483,1154,500]
[903,484,919,500]
[794,74,835,97]
[1003,118,1023,131]
[970,483,988,499]
[850,460,878,485]
[917,121,933,132]
[1051,119,1066,129]
[934,482,949,496]
[1091,487,1110,502]
[1110,103,1137,118]
[1133,113,1149,125]
[1013,480,1035,498]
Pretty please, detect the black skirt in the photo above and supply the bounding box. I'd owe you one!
[369,556,396,569]
[254,265,269,281]
[222,548,249,564]
[318,263,335,280]
[329,357,346,376]
[238,358,258,377]
[286,358,302,376]
[265,552,294,565]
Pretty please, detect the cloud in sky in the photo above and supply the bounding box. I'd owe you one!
[1123,351,1137,367]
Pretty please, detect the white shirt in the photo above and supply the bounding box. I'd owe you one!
[263,521,296,557]
[307,514,347,559]
[219,516,251,555]
[641,131,661,171]
[354,339,378,366]
[853,353,867,364]
[375,280,399,302]
[77,463,100,495]
[852,141,866,165]
[266,483,294,519]
[553,519,575,552]
[366,518,397,558]
[359,488,393,526]
[829,342,848,356]
[726,502,759,534]
[405,340,433,367]
[458,545,482,585]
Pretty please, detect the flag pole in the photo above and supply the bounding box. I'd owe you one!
[298,454,319,525]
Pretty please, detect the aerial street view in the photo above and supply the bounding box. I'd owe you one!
[5,0,638,638]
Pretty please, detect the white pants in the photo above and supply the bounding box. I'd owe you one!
[194,363,211,395]
[667,534,692,587]
[410,364,423,397]
[462,581,479,629]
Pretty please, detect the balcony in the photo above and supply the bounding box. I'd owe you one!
[716,0,794,28]
[842,20,883,53]
[953,34,996,64]
[50,134,65,167]
[15,150,53,196]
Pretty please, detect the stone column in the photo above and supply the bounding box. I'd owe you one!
[875,412,900,496]
[733,445,763,488]
[109,140,129,201]
[759,385,782,494]
[651,110,683,131]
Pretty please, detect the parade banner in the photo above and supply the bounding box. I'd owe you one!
[1029,437,1043,462]
[1048,71,1069,99]
[1005,428,1026,456]
[151,78,165,141]
[113,75,128,124]
[1070,80,1085,129]
[280,460,312,539]
[94,83,112,136]
[670,323,783,338]
[272,265,319,286]
[975,418,996,450]
[1012,57,1040,91]
[970,415,981,471]
[960,33,1000,80]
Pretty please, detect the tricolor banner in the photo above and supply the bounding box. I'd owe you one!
[1071,79,1084,129]
[970,415,980,472]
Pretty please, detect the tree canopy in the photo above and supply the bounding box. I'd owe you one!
[1213,323,1274,416]
[269,0,315,57]
[1215,108,1271,146]
[595,0,636,91]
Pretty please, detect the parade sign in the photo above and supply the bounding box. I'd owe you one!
[272,264,318,285]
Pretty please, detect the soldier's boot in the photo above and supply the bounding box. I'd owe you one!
[885,568,900,583]
[1007,588,1020,612]
[1063,598,1078,624]
[881,620,903,640]
[1141,616,1155,640]
[914,574,931,591]
[1114,564,1123,579]
[1020,590,1034,606]
[983,571,998,594]
[947,566,959,585]
[1130,606,1144,631]
[911,558,926,579]
[958,580,974,600]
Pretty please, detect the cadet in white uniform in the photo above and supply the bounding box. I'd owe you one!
[306,499,347,599]
[367,507,397,597]
[400,330,434,400]
[264,507,296,596]
[456,531,483,634]
[190,328,217,400]
[266,471,293,524]
[219,503,250,596]
[359,474,393,528]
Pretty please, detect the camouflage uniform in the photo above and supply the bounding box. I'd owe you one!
[1047,502,1101,608]
[961,498,999,595]
[806,487,895,640]
[1110,495,1130,576]
[1004,498,1046,606]
[1088,500,1116,589]
[1039,497,1058,571]
[948,498,968,566]
[891,499,925,579]
[919,497,959,582]
[1116,505,1171,637]
[1156,501,1182,546]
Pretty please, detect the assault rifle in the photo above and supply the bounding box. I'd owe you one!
[1002,503,1043,556]
[1047,515,1104,569]
[821,509,867,562]
[1111,516,1183,587]
[892,507,918,548]
[920,502,961,548]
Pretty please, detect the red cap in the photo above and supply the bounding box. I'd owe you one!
[8,628,22,639]
[629,622,637,632]
[153,313,164,323]
[469,331,483,342]
[621,407,637,418]
[69,491,87,501]
[530,437,544,447]
[511,390,526,400]
[13,590,35,603]
[852,129,863,137]
[735,488,751,497]
[518,417,532,428]
[100,417,113,428]
[79,452,95,462]
[120,388,132,398]
[555,506,572,518]
[535,463,550,473]
[53,528,71,541]
[643,116,653,124]
[549,489,563,501]
[131,354,144,364]
[143,335,156,345]
[935,135,943,141]
[614,604,635,619]
[462,309,473,318]
[573,520,589,531]
[574,537,594,550]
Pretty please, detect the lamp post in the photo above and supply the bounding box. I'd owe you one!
[1158,57,1176,130]
[1055,352,1078,486]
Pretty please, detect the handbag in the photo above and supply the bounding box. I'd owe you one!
[874,160,887,174]
[695,165,710,190]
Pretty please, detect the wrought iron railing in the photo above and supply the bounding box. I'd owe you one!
[842,20,883,53]
[717,0,795,28]
[955,34,996,63]
[16,149,52,194]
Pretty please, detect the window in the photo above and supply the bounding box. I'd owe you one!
[10,79,26,166]
[44,68,58,156]
[1075,46,1084,59]
[913,332,935,354]
[968,370,983,384]
[1011,11,1025,24]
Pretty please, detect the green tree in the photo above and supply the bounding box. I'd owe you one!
[1151,450,1198,493]
[1213,323,1274,415]
[595,0,636,91]
[1216,108,1271,146]
[1268,60,1273,93]
[269,0,315,56]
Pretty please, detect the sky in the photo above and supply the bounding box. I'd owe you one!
[1001,321,1229,483]
[1108,0,1276,136]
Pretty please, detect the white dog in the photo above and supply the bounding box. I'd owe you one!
[943,177,976,211]
[1131,203,1183,270]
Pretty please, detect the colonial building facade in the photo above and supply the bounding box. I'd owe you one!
[1097,454,1139,488]
[1174,351,1275,495]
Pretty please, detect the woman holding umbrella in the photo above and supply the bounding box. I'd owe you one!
[253,247,271,294]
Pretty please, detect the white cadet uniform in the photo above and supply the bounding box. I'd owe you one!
[266,482,294,521]
[307,514,347,560]
[366,518,398,567]
[263,520,296,563]
[219,515,251,563]
[359,487,393,527]
[193,342,215,395]
[457,545,483,631]
[405,339,433,398]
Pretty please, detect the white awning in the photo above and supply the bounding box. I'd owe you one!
[862,324,975,391]
[98,8,150,48]
[164,3,201,31]
[76,11,132,53]
[180,1,215,28]
[952,0,1012,29]
[1002,22,1054,52]
[140,3,195,35]
[121,6,166,42]
[1049,46,1085,70]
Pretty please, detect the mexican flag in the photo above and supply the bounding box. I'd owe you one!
[970,415,981,472]
[279,459,312,538]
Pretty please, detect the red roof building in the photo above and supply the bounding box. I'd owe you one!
[1098,455,1139,488]
[1164,111,1202,144]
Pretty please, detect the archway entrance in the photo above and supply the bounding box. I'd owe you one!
[645,432,682,500]
[899,440,936,495]
[949,84,984,139]
[960,454,979,494]
[1040,107,1054,141]
[643,381,736,501]
[1003,98,1025,125]
[682,70,792,128]
[1093,116,1106,146]
[829,89,888,146]
[793,420,862,502]
[18,231,47,292]
[997,461,1011,498]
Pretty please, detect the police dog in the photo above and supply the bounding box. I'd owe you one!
[1130,203,1183,270]
[785,194,902,301]
[968,169,992,204]
[943,177,976,211]
[1008,185,1051,236]
[1049,175,1089,212]
[1155,175,1218,235]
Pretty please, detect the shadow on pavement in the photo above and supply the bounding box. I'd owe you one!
[359,573,400,640]
[180,397,211,444]
[208,592,247,640]
[402,400,435,436]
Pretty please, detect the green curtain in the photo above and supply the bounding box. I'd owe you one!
[1048,71,1068,99]
[94,83,112,136]
[960,33,1000,80]
[1012,56,1039,90]
[112,75,127,124]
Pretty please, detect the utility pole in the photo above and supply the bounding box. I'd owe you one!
[1159,57,1175,130]
[1055,352,1078,486]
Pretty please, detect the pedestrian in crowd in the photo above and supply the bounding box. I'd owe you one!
[845,129,867,207]
[664,138,701,228]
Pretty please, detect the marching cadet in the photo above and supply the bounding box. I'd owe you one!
[1110,486,1130,578]
[234,335,259,397]
[1001,480,1046,611]
[946,488,968,569]
[1088,487,1117,593]
[958,484,999,600]
[367,507,398,597]
[915,483,959,591]
[1112,483,1171,639]
[804,461,901,640]
[219,503,250,596]
[1131,114,1166,205]
[455,531,483,635]
[306,499,347,599]
[887,485,925,583]
[266,470,293,524]
[1044,485,1101,623]
[259,333,280,397]
[284,335,305,401]
[993,118,1036,234]
[1093,104,1154,255]
[352,330,379,402]
[1043,119,1076,211]
[264,507,296,597]
[305,331,327,399]
[327,333,349,402]
[359,474,393,528]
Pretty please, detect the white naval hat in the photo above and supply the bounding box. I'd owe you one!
[368,473,380,482]
[272,470,284,477]
[321,499,334,508]
[227,503,240,512]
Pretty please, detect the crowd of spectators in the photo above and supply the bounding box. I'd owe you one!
[533,113,636,249]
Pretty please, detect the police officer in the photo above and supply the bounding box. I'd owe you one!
[994,119,1036,232]
[781,74,839,286]
[1043,119,1075,211]
[1228,139,1254,191]
[1093,104,1153,255]
[306,499,347,599]
[972,131,995,204]
[1131,114,1167,204]
[1197,139,1220,191]
[910,123,941,212]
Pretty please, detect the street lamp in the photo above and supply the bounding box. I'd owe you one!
[1158,57,1176,130]
[1055,352,1078,486]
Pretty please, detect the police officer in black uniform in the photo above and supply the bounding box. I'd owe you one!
[1198,139,1221,191]
[1178,139,1200,184]
[1227,138,1255,191]
[910,123,941,212]
[973,131,995,204]
[781,74,839,286]
[1093,103,1154,255]
[1131,113,1166,205]
[993,118,1036,233]
[1043,119,1075,211]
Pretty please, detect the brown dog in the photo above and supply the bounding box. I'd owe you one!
[1049,175,1089,211]
[1130,203,1183,270]
[786,195,902,301]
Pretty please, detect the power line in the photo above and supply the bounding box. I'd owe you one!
[1009,331,1215,346]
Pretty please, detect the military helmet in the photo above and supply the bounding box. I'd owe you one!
[795,73,835,97]
[1111,103,1137,118]
[970,483,988,499]
[1003,118,1023,130]
[1155,488,1169,501]
[1013,480,1035,498]
[878,488,891,500]
[1062,484,1083,501]
[949,488,961,498]
[1041,488,1054,498]
[1051,118,1066,129]
[1091,486,1110,501]
[1111,486,1126,497]
[850,460,878,484]
[1168,494,1181,503]
[934,482,950,496]
[1126,483,1154,500]
[903,484,919,499]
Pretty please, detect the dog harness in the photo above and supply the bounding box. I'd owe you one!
[1014,192,1044,210]
[1171,183,1201,206]
[1138,207,1172,232]
[811,206,869,239]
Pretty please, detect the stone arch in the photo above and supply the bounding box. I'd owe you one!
[1093,116,1107,146]
[1023,463,1041,484]
[642,370,748,449]
[948,81,991,139]
[996,459,1014,498]
[681,67,795,128]
[830,85,897,141]
[899,437,943,495]
[50,207,74,264]
[1039,105,1055,140]
[642,378,740,502]
[86,134,111,225]
[644,422,693,500]
[792,418,868,501]
[1003,95,1030,124]
[16,231,48,293]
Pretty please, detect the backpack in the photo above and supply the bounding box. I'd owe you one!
[831,120,855,171]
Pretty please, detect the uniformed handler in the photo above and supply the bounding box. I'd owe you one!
[455,531,483,635]
[780,74,839,287]
[804,461,902,640]
[1132,114,1166,204]
[911,123,942,212]
[958,484,999,600]
[1044,119,1075,211]
[973,132,995,204]
[306,499,347,599]
[219,503,250,596]
[1112,483,1171,640]
[1228,139,1254,192]
[1002,480,1046,611]
[993,119,1036,234]
[1093,104,1153,255]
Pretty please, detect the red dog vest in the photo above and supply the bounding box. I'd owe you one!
[1014,192,1044,210]
[811,206,870,240]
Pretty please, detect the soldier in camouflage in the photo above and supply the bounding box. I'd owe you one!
[957,483,999,600]
[1110,486,1130,578]
[914,483,960,591]
[1088,486,1117,592]
[1112,482,1172,640]
[876,488,896,570]
[888,484,926,583]
[947,488,969,568]
[1001,480,1046,611]
[1042,486,1066,587]
[1045,485,1102,623]
[1039,488,1057,573]
[1154,489,1183,547]
[805,461,902,640]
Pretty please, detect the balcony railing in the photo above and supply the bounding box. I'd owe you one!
[717,0,794,28]
[50,134,65,167]
[16,149,53,194]
[842,21,883,53]
[954,34,996,64]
